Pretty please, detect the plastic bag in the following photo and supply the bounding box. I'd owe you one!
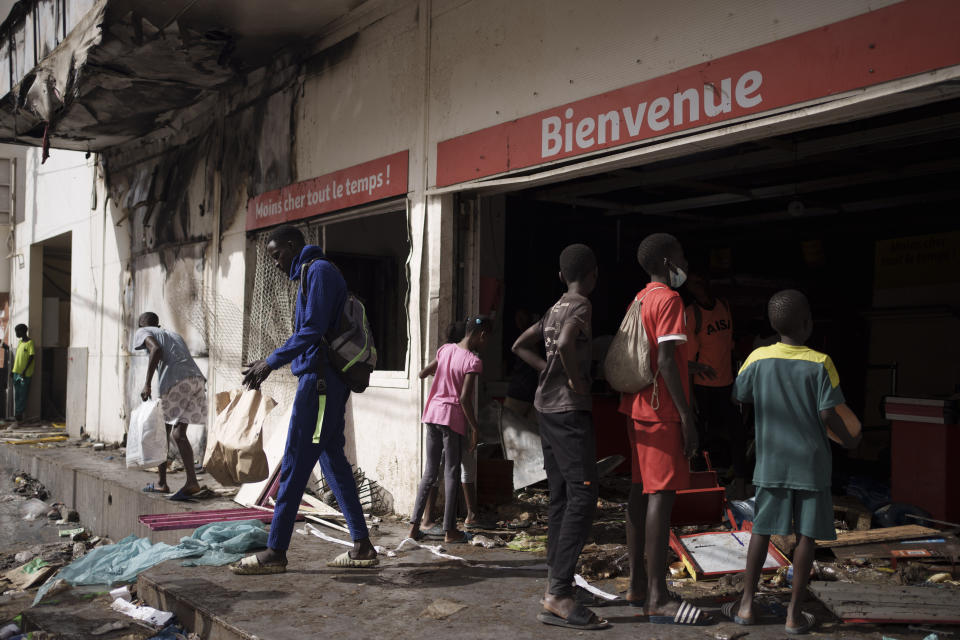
[126,400,167,469]
[19,498,49,521]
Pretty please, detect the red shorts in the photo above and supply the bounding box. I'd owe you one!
[629,420,691,493]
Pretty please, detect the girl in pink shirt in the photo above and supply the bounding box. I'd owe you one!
[408,316,489,543]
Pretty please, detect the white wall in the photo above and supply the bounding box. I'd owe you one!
[426,0,901,183]
[9,146,128,435]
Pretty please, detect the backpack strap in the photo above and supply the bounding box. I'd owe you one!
[636,286,668,409]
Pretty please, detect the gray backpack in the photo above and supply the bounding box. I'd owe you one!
[603,287,667,407]
[299,259,377,393]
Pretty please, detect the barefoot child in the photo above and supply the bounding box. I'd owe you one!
[725,290,861,635]
[513,244,608,631]
[619,233,707,626]
[408,316,489,544]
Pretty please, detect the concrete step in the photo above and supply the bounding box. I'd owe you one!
[0,441,238,545]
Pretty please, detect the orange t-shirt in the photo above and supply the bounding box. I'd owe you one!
[618,284,690,423]
[686,300,733,387]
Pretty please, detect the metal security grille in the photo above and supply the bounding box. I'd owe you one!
[242,223,321,406]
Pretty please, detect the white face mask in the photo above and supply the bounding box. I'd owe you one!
[669,265,688,289]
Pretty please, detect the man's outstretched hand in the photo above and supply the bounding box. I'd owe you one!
[242,360,272,390]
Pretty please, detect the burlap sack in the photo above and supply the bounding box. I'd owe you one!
[203,388,275,486]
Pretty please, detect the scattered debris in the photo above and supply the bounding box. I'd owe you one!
[19,498,50,521]
[110,585,133,601]
[91,620,130,635]
[818,524,940,548]
[469,534,504,549]
[111,597,175,627]
[12,473,49,501]
[0,622,21,640]
[927,572,953,583]
[419,598,467,620]
[2,557,60,590]
[506,532,547,553]
[670,530,790,580]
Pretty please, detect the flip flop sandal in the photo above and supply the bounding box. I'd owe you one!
[650,601,710,626]
[574,585,621,608]
[142,483,169,494]
[167,489,198,502]
[785,611,816,635]
[537,605,610,630]
[721,601,755,626]
[326,551,379,568]
[230,554,287,575]
[444,532,471,544]
[421,524,445,537]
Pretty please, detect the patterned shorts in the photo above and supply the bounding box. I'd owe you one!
[160,377,208,426]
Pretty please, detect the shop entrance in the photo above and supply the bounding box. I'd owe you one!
[39,231,72,421]
[469,94,960,500]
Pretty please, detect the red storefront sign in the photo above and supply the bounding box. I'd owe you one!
[246,151,409,231]
[436,0,960,187]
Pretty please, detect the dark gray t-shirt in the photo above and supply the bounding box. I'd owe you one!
[534,293,593,414]
[133,327,204,397]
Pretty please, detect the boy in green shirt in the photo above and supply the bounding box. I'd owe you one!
[11,324,35,421]
[726,290,860,634]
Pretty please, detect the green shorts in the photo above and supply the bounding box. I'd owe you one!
[752,487,836,541]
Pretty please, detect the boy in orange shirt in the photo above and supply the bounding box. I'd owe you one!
[619,233,707,626]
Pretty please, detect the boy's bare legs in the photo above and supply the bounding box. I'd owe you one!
[736,531,770,621]
[171,421,201,493]
[643,491,680,617]
[626,483,648,604]
[786,535,816,630]
[156,462,170,493]
[462,481,479,525]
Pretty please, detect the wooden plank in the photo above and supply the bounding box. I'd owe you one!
[831,540,958,560]
[809,582,960,624]
[817,525,940,548]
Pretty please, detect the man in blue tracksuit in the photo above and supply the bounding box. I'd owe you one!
[233,225,377,574]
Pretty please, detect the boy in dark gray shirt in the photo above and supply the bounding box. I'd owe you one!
[513,244,606,630]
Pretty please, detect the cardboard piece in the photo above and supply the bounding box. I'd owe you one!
[234,401,293,507]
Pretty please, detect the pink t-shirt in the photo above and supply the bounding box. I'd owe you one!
[421,343,483,435]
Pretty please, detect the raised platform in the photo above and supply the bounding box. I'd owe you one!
[0,441,237,545]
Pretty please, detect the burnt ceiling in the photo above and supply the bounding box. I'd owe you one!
[0,0,364,152]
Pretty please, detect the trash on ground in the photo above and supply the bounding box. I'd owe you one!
[817,524,940,548]
[419,598,467,619]
[90,620,130,635]
[469,534,504,549]
[110,585,132,601]
[0,623,20,640]
[110,597,175,627]
[2,557,59,590]
[670,530,790,580]
[506,531,547,553]
[18,498,49,521]
[33,520,269,604]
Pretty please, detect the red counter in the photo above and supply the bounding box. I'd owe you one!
[885,397,960,522]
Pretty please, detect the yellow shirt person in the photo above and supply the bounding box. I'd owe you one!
[11,324,35,420]
[13,335,36,377]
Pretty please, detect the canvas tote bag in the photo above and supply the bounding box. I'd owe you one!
[603,287,667,406]
[203,388,276,486]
